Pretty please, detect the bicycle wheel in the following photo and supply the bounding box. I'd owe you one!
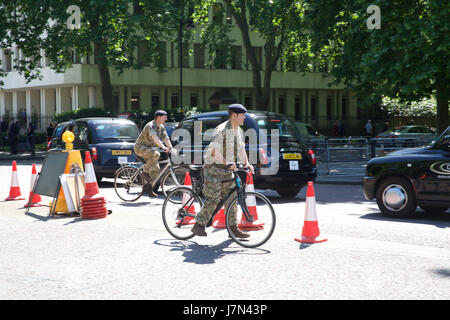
[162,187,203,240]
[114,166,144,202]
[161,166,189,197]
[226,191,276,248]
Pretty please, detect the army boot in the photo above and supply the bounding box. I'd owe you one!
[142,181,157,198]
[191,222,207,237]
[228,225,250,239]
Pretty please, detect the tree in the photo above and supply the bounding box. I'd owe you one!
[307,0,449,134]
[192,0,312,110]
[0,0,179,114]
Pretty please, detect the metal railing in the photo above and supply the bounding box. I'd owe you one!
[301,136,433,176]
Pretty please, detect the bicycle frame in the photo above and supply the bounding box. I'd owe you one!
[178,170,253,227]
[120,152,179,189]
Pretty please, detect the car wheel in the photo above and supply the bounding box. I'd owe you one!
[276,187,301,198]
[419,206,449,214]
[376,177,417,218]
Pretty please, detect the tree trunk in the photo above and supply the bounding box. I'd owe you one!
[94,41,116,114]
[435,73,449,135]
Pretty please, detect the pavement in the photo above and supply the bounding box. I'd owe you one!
[0,150,365,185]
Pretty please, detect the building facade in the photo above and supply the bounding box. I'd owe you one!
[0,6,364,136]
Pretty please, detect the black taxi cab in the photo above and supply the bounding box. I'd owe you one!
[172,110,317,198]
[363,125,450,218]
[48,118,139,180]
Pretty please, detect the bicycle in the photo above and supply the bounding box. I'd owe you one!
[113,147,188,202]
[161,164,276,248]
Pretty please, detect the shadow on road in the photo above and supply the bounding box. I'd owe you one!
[154,238,270,264]
[360,209,450,228]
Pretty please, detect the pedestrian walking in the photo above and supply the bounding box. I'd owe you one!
[46,122,54,143]
[364,120,374,137]
[8,120,19,155]
[27,122,35,156]
[337,120,345,137]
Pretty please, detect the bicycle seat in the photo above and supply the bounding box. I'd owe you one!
[188,165,203,172]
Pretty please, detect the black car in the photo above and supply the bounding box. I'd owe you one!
[48,117,139,180]
[171,110,317,198]
[363,125,450,218]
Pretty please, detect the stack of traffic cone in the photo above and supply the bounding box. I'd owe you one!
[212,207,226,228]
[295,181,327,243]
[24,164,42,207]
[5,161,25,201]
[238,172,264,230]
[80,151,107,219]
[177,172,196,225]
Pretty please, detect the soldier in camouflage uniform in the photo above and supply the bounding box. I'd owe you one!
[191,104,254,238]
[134,110,173,197]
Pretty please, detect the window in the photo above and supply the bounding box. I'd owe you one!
[326,97,332,120]
[310,97,316,119]
[171,94,179,109]
[231,46,242,70]
[294,97,301,120]
[245,96,252,108]
[151,94,160,108]
[341,97,347,119]
[214,49,227,69]
[194,44,205,68]
[94,122,139,140]
[190,94,198,107]
[131,95,140,110]
[182,43,189,68]
[278,96,285,115]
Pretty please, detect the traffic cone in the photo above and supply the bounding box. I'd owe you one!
[238,172,264,230]
[295,181,327,243]
[80,151,107,219]
[212,207,226,228]
[24,164,42,207]
[177,172,196,225]
[5,161,25,201]
[82,151,100,199]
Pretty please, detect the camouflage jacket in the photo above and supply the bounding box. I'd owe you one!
[204,120,246,166]
[135,120,168,147]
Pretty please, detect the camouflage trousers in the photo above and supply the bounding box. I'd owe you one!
[134,144,160,182]
[195,165,238,227]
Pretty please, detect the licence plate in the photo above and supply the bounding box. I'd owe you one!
[112,150,132,155]
[289,161,299,171]
[118,156,128,164]
[283,153,302,160]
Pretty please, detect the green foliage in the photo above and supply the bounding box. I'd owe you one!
[307,0,449,132]
[381,97,437,118]
[53,107,113,123]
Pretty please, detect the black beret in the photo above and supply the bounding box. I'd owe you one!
[228,104,247,114]
[154,110,167,117]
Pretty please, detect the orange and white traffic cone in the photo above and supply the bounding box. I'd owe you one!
[212,207,226,228]
[82,151,100,199]
[5,161,25,201]
[238,172,264,230]
[295,181,327,243]
[24,164,42,207]
[177,172,196,225]
[80,151,107,219]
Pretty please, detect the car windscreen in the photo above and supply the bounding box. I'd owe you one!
[432,126,450,148]
[53,124,68,138]
[93,122,139,141]
[254,117,301,140]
